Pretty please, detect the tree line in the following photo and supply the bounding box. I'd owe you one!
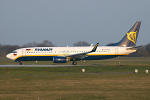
[0,40,150,57]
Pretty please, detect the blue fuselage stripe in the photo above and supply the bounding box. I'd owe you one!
[15,55,120,62]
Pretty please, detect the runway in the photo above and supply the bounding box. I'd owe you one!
[0,65,85,68]
[0,72,133,77]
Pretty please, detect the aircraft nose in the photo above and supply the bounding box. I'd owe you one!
[6,53,12,60]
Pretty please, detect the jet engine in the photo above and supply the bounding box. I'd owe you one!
[53,56,67,63]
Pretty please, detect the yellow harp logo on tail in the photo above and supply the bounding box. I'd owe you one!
[127,31,137,44]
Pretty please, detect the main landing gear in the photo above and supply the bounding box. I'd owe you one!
[72,61,77,65]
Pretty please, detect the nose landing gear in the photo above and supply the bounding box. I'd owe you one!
[19,61,22,65]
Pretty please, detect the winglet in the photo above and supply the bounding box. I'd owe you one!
[90,43,99,52]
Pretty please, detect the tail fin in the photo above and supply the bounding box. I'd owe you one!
[108,21,141,47]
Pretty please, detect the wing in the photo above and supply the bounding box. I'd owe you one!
[66,43,99,60]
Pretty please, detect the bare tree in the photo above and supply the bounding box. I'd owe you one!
[145,43,150,55]
[38,40,56,47]
[0,44,20,57]
[23,40,56,47]
[23,42,38,47]
[73,41,90,46]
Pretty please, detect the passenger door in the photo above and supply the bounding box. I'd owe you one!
[115,48,118,55]
[22,49,26,56]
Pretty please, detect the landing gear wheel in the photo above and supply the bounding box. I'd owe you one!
[72,61,77,65]
[19,61,22,65]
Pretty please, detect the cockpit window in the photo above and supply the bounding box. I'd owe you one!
[12,51,17,53]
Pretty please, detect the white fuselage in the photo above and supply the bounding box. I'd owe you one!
[6,46,136,61]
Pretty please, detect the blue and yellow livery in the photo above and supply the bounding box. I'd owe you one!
[6,22,141,65]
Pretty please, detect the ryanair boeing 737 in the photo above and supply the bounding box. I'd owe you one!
[6,21,141,65]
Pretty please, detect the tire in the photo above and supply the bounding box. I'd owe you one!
[72,61,77,65]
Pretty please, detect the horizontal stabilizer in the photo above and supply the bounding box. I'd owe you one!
[126,45,143,50]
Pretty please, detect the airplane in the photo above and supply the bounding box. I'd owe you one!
[6,21,141,65]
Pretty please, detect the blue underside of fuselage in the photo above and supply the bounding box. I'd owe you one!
[15,55,121,62]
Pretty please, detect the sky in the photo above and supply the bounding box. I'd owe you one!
[0,0,150,46]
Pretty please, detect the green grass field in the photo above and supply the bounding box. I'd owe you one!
[0,57,150,100]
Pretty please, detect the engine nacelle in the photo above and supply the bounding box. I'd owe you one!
[53,56,67,63]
